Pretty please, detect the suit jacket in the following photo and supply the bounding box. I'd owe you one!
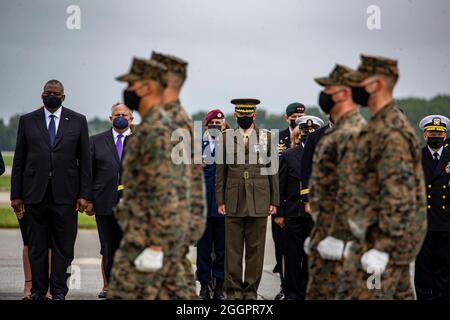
[90,129,131,216]
[0,152,4,176]
[422,146,450,231]
[216,127,280,217]
[278,145,308,218]
[202,138,222,218]
[300,124,329,202]
[10,107,92,205]
[279,127,291,149]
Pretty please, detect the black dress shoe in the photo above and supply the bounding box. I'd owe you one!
[213,279,225,300]
[199,282,212,300]
[98,291,108,299]
[52,294,65,300]
[29,293,47,301]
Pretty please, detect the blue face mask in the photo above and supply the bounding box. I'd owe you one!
[112,116,129,130]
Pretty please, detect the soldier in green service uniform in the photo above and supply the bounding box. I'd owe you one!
[150,51,206,299]
[337,55,427,300]
[108,59,193,299]
[305,64,366,300]
[215,99,279,300]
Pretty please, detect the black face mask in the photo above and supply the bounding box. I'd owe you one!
[289,119,298,129]
[351,86,370,107]
[123,90,141,111]
[42,95,62,110]
[318,91,335,114]
[427,136,445,149]
[237,116,254,130]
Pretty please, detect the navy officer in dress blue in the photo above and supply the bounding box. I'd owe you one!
[415,115,450,300]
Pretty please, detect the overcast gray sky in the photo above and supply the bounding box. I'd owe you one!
[1,0,449,122]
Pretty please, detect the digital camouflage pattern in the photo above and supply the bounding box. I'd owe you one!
[337,101,427,299]
[314,64,355,87]
[164,100,206,246]
[307,109,366,300]
[115,57,149,82]
[163,99,206,298]
[108,104,195,299]
[151,51,188,78]
[345,54,399,84]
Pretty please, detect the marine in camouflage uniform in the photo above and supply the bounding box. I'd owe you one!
[306,65,367,300]
[108,59,193,300]
[336,55,427,300]
[151,52,206,299]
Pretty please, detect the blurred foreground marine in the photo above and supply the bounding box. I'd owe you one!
[337,55,427,300]
[415,115,450,300]
[151,52,206,299]
[108,59,194,299]
[216,99,279,300]
[306,64,366,300]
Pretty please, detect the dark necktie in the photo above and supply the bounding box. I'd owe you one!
[116,134,124,160]
[433,152,439,169]
[48,115,56,146]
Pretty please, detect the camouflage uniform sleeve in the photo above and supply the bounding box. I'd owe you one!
[122,123,183,255]
[371,130,419,253]
[188,126,206,244]
[309,135,338,246]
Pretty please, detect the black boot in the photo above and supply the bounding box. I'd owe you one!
[213,279,225,300]
[199,282,212,300]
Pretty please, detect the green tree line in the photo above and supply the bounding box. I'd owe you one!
[1,95,449,151]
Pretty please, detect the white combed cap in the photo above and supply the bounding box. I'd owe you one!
[295,115,325,128]
[419,115,450,132]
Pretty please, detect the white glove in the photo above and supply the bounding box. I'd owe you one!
[317,236,345,261]
[360,249,389,274]
[134,247,164,272]
[304,237,311,255]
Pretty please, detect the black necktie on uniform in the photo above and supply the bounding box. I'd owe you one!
[433,152,439,170]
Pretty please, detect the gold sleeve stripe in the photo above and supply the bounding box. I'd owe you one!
[117,185,124,191]
[300,188,309,195]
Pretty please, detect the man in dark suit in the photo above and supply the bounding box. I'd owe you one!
[415,115,450,300]
[10,79,92,300]
[88,103,133,299]
[273,102,305,299]
[197,109,226,300]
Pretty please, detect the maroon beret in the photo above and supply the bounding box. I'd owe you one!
[205,109,225,125]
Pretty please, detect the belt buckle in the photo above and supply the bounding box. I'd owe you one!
[244,171,249,179]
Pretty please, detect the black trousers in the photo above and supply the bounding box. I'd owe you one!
[284,216,313,300]
[25,182,77,297]
[196,217,225,284]
[271,215,285,279]
[415,231,450,300]
[95,214,123,283]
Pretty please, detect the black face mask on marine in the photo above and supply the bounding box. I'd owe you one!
[351,86,370,107]
[318,91,335,114]
[123,90,141,111]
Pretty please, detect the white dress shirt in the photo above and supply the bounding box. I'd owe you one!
[44,106,62,132]
[112,127,132,144]
[428,145,443,160]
